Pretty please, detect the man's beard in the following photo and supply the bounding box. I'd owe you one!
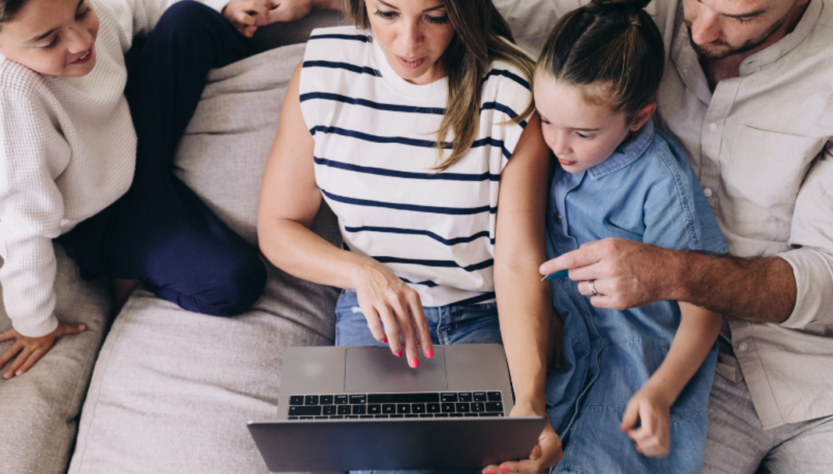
[686,13,789,60]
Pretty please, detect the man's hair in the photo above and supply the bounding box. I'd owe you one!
[0,0,31,31]
[536,0,665,117]
[342,0,534,171]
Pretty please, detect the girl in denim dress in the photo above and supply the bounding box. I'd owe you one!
[532,0,728,472]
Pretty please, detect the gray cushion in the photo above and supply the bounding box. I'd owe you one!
[0,246,111,474]
[68,44,342,474]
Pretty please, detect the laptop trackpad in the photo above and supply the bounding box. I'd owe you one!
[344,347,447,392]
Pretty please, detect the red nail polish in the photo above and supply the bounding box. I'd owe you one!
[410,358,419,368]
[395,351,402,357]
[381,338,388,343]
[426,349,434,358]
[499,468,509,473]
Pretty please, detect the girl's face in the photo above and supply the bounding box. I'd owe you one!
[0,0,99,77]
[534,73,654,174]
[365,0,455,85]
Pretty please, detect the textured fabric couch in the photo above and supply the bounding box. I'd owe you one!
[0,2,553,472]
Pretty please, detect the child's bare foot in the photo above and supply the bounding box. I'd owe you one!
[112,278,141,313]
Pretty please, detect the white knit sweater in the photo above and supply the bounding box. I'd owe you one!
[0,0,225,337]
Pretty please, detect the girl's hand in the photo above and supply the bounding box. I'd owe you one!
[222,0,276,37]
[620,385,672,457]
[351,262,433,368]
[0,323,86,379]
[482,404,562,474]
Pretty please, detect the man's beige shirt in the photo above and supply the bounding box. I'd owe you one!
[498,0,833,429]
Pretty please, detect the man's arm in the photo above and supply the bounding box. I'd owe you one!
[539,239,797,324]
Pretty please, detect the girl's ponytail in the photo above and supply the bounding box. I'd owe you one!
[536,0,665,117]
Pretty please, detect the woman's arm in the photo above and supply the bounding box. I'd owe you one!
[620,302,722,457]
[256,62,432,365]
[486,113,563,473]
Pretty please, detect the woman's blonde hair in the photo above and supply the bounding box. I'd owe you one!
[342,0,535,171]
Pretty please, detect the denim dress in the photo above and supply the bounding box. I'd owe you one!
[545,121,728,474]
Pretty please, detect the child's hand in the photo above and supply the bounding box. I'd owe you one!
[223,0,277,38]
[620,385,672,457]
[0,323,86,379]
[223,0,329,38]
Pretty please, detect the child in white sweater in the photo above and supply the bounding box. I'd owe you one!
[0,0,294,379]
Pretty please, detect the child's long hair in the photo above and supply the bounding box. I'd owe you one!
[0,0,29,30]
[342,0,535,171]
[537,0,665,118]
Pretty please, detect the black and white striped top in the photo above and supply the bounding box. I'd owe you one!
[300,26,532,306]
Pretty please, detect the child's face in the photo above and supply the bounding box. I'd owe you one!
[0,0,99,77]
[534,74,643,174]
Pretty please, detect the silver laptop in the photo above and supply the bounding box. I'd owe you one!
[248,344,547,472]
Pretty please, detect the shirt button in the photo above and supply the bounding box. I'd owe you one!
[738,342,749,352]
[703,188,713,197]
[553,212,562,224]
[709,123,718,132]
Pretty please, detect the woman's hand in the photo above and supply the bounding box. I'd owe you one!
[351,261,434,368]
[482,404,562,474]
[620,384,672,457]
[0,323,86,379]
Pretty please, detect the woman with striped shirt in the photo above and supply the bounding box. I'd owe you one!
[258,0,561,469]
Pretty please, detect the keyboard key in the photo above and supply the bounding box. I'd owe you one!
[412,404,426,414]
[405,414,419,418]
[315,416,328,419]
[427,403,441,413]
[465,413,478,417]
[441,403,456,413]
[419,414,434,418]
[338,405,351,415]
[486,402,503,412]
[441,393,458,402]
[360,415,374,419]
[473,392,488,402]
[487,392,502,402]
[456,403,470,413]
[390,414,404,418]
[300,416,313,420]
[352,405,367,415]
[289,396,304,406]
[288,416,299,420]
[434,414,448,418]
[382,404,396,414]
[288,406,322,416]
[350,394,367,404]
[458,392,473,402]
[397,404,411,414]
[329,416,344,419]
[305,395,319,405]
[368,404,382,414]
[450,413,463,417]
[368,393,440,404]
[323,406,337,416]
[375,415,389,418]
[480,413,502,417]
[335,395,349,404]
[320,395,334,405]
[472,403,485,412]
[346,415,359,419]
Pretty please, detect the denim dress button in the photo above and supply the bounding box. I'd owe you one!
[554,212,562,224]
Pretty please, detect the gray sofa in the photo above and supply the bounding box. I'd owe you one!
[0,2,553,472]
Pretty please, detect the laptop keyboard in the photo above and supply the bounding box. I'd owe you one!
[286,391,505,420]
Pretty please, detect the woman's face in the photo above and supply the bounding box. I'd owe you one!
[365,0,455,85]
[0,0,99,77]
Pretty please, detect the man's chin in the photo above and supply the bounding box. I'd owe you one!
[690,42,736,60]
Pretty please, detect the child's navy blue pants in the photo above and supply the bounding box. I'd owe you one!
[59,1,266,316]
